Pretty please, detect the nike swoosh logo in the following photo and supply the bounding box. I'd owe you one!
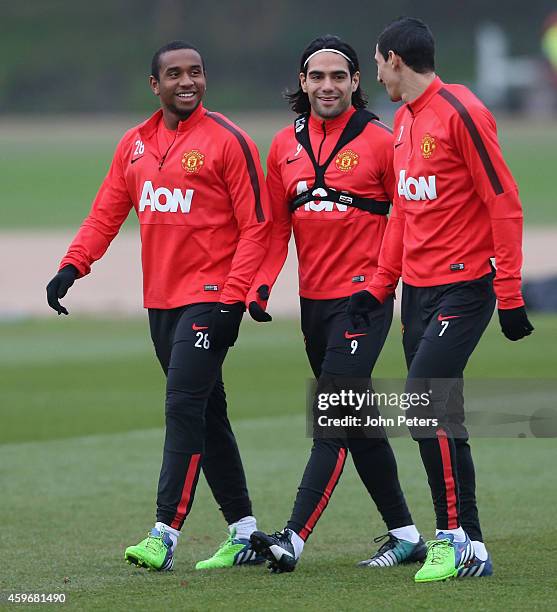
[394,142,404,148]
[220,310,229,313]
[344,331,368,339]
[192,323,208,330]
[286,157,301,164]
[131,157,142,164]
[437,314,460,321]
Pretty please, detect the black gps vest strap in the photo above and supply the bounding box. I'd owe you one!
[290,189,390,215]
[291,109,391,215]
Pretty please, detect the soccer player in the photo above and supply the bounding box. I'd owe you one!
[46,41,271,571]
[246,35,426,573]
[348,18,534,582]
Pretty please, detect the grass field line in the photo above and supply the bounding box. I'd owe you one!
[0,413,301,450]
[2,415,554,535]
[3,385,556,450]
[4,227,557,318]
[0,113,552,140]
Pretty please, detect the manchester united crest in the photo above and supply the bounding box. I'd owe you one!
[181,150,205,173]
[335,149,359,172]
[420,134,436,159]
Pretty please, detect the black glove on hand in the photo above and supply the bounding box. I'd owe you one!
[208,301,246,349]
[248,284,272,322]
[347,290,382,328]
[498,306,534,341]
[46,265,78,315]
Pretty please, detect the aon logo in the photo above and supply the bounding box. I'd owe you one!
[296,181,347,212]
[397,170,437,201]
[139,180,194,213]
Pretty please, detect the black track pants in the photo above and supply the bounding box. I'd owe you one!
[148,303,252,529]
[401,273,496,541]
[286,296,413,540]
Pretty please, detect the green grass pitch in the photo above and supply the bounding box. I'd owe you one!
[1,315,556,610]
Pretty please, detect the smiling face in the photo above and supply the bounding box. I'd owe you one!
[300,51,359,121]
[150,48,206,127]
[374,45,402,102]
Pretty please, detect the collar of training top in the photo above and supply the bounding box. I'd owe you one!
[406,76,443,115]
[139,103,206,139]
[308,105,356,133]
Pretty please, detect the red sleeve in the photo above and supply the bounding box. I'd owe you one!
[366,194,405,303]
[380,133,396,201]
[450,102,524,309]
[246,137,291,305]
[219,133,272,304]
[59,137,133,276]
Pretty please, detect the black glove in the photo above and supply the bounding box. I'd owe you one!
[208,301,245,349]
[498,306,534,341]
[46,265,78,315]
[347,290,382,328]
[248,284,272,323]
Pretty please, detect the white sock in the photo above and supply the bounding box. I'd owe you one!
[155,522,180,549]
[288,529,305,560]
[436,527,466,542]
[472,540,488,561]
[229,515,257,541]
[389,524,420,544]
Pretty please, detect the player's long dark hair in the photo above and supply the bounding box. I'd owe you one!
[286,35,368,114]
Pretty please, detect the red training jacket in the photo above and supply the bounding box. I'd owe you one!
[368,76,524,309]
[60,103,271,309]
[248,106,394,302]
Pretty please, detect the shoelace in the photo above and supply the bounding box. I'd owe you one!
[211,532,237,558]
[144,532,166,553]
[372,533,397,554]
[426,539,451,565]
[273,531,288,543]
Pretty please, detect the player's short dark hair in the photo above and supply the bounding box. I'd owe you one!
[286,35,368,114]
[377,17,435,74]
[151,41,205,80]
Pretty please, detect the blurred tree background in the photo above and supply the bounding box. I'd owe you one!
[1,0,555,114]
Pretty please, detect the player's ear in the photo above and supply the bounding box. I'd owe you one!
[149,76,160,96]
[388,50,400,70]
[300,72,308,93]
[352,71,360,92]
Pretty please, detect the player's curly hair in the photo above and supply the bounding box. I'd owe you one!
[286,35,368,114]
[151,40,205,80]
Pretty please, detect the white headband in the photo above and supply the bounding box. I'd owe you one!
[303,48,354,68]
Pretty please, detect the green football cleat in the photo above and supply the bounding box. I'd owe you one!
[125,527,174,571]
[195,529,264,570]
[414,532,474,583]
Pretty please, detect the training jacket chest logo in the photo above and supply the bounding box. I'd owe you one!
[420,134,436,159]
[397,169,438,201]
[181,150,205,173]
[335,149,359,172]
[139,180,195,213]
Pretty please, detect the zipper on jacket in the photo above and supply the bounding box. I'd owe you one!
[159,129,179,170]
[407,105,414,159]
[316,121,327,164]
[408,115,415,160]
